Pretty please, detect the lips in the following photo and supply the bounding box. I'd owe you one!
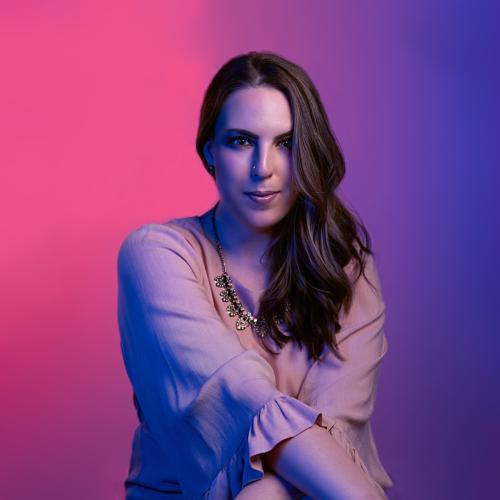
[244,191,279,196]
[244,191,280,205]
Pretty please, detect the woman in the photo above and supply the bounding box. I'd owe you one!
[117,51,393,499]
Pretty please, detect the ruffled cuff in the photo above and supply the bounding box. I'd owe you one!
[245,395,323,481]
[203,395,322,499]
[204,397,386,499]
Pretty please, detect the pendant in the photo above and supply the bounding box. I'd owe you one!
[214,271,290,338]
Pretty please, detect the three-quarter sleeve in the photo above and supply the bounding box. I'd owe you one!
[117,223,322,498]
[296,253,393,494]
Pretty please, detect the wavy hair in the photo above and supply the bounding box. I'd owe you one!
[195,51,376,362]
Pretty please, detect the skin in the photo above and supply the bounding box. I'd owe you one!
[233,465,301,500]
[202,84,299,279]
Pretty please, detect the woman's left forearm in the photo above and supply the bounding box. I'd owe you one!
[234,465,301,499]
[261,423,386,499]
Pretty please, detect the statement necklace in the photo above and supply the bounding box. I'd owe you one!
[211,205,290,339]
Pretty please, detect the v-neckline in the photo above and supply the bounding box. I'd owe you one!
[194,213,267,294]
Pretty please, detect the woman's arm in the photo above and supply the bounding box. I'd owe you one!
[234,465,300,500]
[286,253,393,497]
[261,423,386,499]
[117,223,324,498]
[118,224,387,498]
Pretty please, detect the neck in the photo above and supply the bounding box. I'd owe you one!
[213,202,272,268]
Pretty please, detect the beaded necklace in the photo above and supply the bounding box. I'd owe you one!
[210,204,291,339]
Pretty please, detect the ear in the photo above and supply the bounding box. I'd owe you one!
[203,140,215,166]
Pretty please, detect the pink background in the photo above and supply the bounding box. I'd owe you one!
[1,1,498,499]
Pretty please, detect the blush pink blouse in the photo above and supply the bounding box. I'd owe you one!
[117,208,394,499]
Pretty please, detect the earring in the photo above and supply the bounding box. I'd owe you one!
[208,164,215,173]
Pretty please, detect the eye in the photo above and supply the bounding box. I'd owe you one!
[279,137,293,150]
[227,135,252,147]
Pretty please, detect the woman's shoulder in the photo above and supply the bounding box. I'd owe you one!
[340,250,386,329]
[117,214,206,274]
[121,214,203,246]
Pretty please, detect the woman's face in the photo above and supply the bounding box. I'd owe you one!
[204,85,298,233]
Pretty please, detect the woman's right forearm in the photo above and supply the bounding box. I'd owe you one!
[261,423,385,499]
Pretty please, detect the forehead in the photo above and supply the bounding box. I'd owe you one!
[215,85,292,133]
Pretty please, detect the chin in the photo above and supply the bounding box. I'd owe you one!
[244,208,289,229]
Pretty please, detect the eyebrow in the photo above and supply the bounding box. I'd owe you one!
[223,128,293,140]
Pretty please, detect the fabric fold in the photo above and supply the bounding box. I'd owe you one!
[203,395,322,498]
[246,395,323,479]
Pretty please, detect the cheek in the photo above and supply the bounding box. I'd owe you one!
[217,153,249,181]
[217,147,250,166]
[282,164,296,190]
[215,168,245,200]
[218,163,244,182]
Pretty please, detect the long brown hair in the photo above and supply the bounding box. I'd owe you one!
[195,51,376,362]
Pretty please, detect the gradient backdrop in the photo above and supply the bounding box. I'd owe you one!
[1,1,498,499]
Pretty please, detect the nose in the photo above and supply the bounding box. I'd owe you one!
[251,144,273,179]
